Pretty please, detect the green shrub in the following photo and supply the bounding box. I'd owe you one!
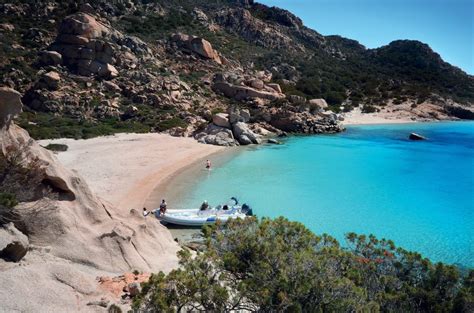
[362,105,377,113]
[0,193,18,209]
[107,304,122,313]
[133,217,471,312]
[43,144,68,152]
[155,117,187,131]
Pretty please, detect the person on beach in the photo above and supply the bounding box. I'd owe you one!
[206,159,211,170]
[200,200,210,211]
[159,199,167,215]
[143,207,150,217]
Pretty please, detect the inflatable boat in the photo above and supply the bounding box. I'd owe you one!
[158,201,253,227]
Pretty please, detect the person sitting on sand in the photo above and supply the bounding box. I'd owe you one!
[159,199,167,215]
[206,159,211,170]
[143,207,150,217]
[200,200,210,211]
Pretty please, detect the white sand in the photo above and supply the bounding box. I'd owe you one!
[39,133,225,214]
[341,108,416,125]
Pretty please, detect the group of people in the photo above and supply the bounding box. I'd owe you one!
[142,199,167,218]
[142,160,214,219]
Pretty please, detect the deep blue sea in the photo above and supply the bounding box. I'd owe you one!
[176,122,474,267]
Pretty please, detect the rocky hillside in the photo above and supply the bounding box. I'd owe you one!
[0,0,472,143]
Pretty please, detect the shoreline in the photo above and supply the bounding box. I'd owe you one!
[143,146,241,210]
[341,111,418,126]
[144,145,245,241]
[38,132,226,215]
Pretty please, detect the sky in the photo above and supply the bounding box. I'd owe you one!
[257,0,473,74]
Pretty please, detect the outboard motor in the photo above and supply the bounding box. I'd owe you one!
[231,197,239,205]
[242,203,253,216]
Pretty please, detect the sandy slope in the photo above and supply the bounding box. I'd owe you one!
[39,133,225,213]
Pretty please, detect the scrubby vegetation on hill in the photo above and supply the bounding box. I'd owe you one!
[0,0,472,141]
[133,217,474,312]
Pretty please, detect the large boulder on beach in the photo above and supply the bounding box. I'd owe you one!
[212,113,231,129]
[196,124,236,146]
[233,122,261,145]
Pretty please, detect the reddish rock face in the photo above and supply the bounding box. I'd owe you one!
[98,273,151,298]
[190,38,219,61]
[59,13,108,39]
[172,33,222,64]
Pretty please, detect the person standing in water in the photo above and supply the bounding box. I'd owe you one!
[206,159,211,170]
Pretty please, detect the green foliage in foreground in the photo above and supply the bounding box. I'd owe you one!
[133,217,473,312]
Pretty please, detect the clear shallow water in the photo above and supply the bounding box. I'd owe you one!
[176,122,474,267]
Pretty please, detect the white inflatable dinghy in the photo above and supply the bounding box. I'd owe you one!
[159,201,252,227]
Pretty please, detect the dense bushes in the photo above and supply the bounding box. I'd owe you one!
[133,217,473,312]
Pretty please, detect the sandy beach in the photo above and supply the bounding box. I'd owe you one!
[39,133,226,214]
[341,108,416,125]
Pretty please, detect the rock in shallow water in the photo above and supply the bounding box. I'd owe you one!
[409,133,426,140]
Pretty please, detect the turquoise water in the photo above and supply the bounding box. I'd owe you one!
[176,122,474,267]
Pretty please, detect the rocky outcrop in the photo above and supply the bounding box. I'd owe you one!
[264,106,344,134]
[214,8,303,52]
[196,124,236,146]
[197,108,262,145]
[50,13,117,78]
[98,272,150,298]
[38,51,63,66]
[0,23,15,32]
[50,12,150,78]
[444,105,474,120]
[171,33,222,64]
[0,87,22,130]
[212,112,231,128]
[37,71,61,90]
[309,98,328,110]
[233,121,261,144]
[212,73,285,102]
[0,223,29,262]
[1,89,179,273]
[213,82,284,101]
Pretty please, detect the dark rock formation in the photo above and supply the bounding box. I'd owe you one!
[0,223,29,262]
[444,105,474,120]
[409,133,426,140]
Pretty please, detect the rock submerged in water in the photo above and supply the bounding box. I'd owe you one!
[268,138,282,144]
[409,133,426,140]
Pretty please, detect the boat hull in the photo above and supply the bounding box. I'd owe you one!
[158,208,247,226]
